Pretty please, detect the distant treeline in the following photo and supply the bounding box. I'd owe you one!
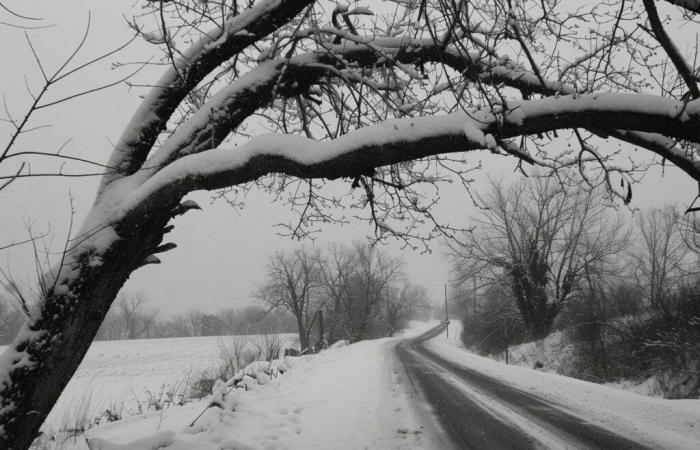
[0,293,298,345]
[94,294,299,340]
[0,240,434,346]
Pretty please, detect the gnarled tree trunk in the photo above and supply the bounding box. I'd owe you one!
[0,205,176,449]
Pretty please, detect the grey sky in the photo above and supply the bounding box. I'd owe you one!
[1,1,697,315]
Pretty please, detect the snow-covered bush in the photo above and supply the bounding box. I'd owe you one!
[190,334,288,399]
[498,280,700,398]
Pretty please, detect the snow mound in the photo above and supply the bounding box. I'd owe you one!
[227,359,292,389]
[328,339,349,349]
[87,431,175,450]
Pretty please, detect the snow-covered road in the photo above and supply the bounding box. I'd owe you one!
[72,321,699,449]
[400,325,654,449]
[423,323,700,450]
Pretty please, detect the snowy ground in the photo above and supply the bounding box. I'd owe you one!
[62,322,446,450]
[23,333,296,435]
[480,323,672,397]
[30,320,700,449]
[429,321,700,449]
[487,330,579,376]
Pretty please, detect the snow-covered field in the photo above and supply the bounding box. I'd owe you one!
[430,321,700,449]
[72,321,445,449]
[11,333,295,435]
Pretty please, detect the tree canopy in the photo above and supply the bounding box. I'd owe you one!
[1,0,700,447]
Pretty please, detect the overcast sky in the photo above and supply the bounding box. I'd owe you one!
[1,1,697,316]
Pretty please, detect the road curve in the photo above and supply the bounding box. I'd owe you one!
[396,325,651,450]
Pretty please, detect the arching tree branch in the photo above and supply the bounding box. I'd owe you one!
[665,0,700,14]
[122,93,700,226]
[99,0,314,194]
[644,0,700,99]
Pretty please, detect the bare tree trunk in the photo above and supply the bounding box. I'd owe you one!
[296,315,309,352]
[317,310,324,350]
[0,209,173,449]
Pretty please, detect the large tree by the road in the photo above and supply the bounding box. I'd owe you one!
[255,246,324,352]
[332,243,404,342]
[1,0,700,447]
[382,283,430,337]
[449,177,628,339]
[635,207,692,313]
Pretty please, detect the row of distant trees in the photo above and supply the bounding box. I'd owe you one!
[1,248,431,348]
[1,242,432,347]
[449,176,699,386]
[92,294,297,341]
[1,293,293,345]
[255,242,433,352]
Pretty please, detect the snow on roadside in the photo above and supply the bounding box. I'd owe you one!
[428,320,700,450]
[72,321,442,449]
[480,328,665,398]
[487,330,578,375]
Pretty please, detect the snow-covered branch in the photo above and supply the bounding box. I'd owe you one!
[98,0,314,196]
[665,0,700,14]
[136,39,576,185]
[120,93,700,225]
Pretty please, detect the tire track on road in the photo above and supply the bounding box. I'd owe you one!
[396,326,651,450]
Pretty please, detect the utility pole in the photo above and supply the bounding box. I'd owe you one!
[472,274,477,315]
[444,284,450,339]
[504,321,509,365]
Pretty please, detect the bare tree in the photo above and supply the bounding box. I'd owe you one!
[635,206,691,313]
[382,283,429,337]
[220,308,239,335]
[320,244,356,343]
[166,313,192,338]
[679,212,700,256]
[186,309,205,337]
[346,243,404,341]
[0,14,138,202]
[320,242,404,342]
[2,1,700,446]
[320,243,417,341]
[140,308,159,339]
[115,292,155,339]
[449,177,628,338]
[255,246,323,351]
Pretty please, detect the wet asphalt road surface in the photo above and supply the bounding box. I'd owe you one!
[396,325,651,450]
